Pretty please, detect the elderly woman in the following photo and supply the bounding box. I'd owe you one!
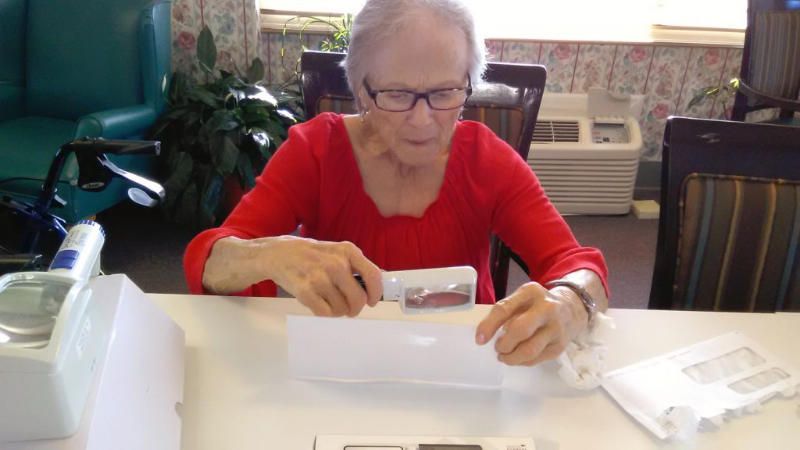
[185,0,609,366]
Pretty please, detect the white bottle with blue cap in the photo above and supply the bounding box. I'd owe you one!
[49,220,105,282]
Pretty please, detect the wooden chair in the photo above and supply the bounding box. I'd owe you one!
[649,117,800,311]
[731,0,800,123]
[300,50,547,300]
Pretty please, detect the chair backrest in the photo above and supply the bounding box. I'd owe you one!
[0,0,27,120]
[733,0,800,120]
[24,0,165,119]
[300,50,547,300]
[300,51,545,159]
[650,117,800,311]
[0,0,27,87]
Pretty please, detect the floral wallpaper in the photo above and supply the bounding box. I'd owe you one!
[171,0,261,80]
[261,34,746,161]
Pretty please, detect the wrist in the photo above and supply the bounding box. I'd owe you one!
[546,280,597,326]
[549,286,589,327]
[204,236,271,293]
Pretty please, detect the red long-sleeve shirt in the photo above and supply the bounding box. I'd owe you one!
[184,113,608,303]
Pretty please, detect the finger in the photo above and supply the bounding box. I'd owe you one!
[522,341,566,367]
[498,327,556,366]
[495,307,548,355]
[344,245,383,306]
[331,268,368,317]
[312,277,350,317]
[296,289,333,317]
[475,291,536,345]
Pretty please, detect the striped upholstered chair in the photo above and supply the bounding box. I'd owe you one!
[299,50,547,300]
[649,117,800,311]
[731,0,800,124]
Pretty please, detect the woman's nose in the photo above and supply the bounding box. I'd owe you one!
[407,96,434,125]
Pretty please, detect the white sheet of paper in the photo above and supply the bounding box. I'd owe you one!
[287,315,504,388]
[602,332,800,439]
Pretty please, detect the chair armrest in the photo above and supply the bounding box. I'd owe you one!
[0,84,24,121]
[74,104,158,138]
[739,81,800,113]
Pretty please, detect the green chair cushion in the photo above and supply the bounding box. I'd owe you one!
[0,116,79,182]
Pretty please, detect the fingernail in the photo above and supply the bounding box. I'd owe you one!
[476,333,485,345]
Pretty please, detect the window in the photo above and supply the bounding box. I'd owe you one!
[260,0,746,45]
[260,0,365,15]
[655,0,746,30]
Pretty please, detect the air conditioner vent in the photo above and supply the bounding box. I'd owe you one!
[532,120,580,143]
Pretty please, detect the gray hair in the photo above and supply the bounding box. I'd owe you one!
[342,0,487,112]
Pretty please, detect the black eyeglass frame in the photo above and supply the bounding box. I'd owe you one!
[363,75,473,112]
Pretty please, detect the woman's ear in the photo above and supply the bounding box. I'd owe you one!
[355,85,370,113]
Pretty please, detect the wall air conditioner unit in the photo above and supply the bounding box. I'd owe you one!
[528,88,644,215]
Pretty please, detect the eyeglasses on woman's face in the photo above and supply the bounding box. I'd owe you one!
[363,76,472,112]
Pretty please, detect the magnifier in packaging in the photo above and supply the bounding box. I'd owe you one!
[356,266,477,314]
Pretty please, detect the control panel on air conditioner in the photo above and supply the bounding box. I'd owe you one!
[591,122,630,144]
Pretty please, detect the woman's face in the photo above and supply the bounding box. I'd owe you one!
[358,18,470,168]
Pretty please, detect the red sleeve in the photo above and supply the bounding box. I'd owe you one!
[487,131,610,297]
[183,117,324,295]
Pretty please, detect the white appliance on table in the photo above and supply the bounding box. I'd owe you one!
[0,222,184,450]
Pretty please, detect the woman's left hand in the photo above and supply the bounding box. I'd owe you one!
[474,282,589,366]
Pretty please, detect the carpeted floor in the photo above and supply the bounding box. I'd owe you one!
[99,203,659,309]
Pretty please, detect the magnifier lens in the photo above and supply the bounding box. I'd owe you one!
[405,284,471,309]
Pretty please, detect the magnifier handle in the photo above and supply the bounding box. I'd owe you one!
[353,274,383,300]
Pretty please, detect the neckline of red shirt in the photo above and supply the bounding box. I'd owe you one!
[333,113,463,223]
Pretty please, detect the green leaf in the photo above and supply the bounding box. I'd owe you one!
[197,26,217,73]
[688,94,705,110]
[200,173,224,227]
[240,107,270,125]
[167,72,188,105]
[186,86,221,109]
[174,182,199,227]
[161,152,194,215]
[207,109,240,133]
[239,85,277,107]
[246,58,265,84]
[236,152,256,189]
[213,135,240,176]
[248,128,271,159]
[266,120,287,142]
[276,108,297,124]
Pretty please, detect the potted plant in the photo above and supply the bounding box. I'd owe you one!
[151,26,298,229]
[687,77,740,117]
[279,13,353,88]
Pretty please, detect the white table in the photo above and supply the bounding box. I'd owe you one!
[150,293,800,450]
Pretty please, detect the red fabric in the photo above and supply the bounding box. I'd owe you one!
[184,113,608,304]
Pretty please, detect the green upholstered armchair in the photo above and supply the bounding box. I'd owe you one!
[0,0,171,223]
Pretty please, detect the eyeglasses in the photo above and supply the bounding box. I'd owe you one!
[363,76,472,112]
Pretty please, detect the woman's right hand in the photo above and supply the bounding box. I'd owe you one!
[202,235,383,317]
